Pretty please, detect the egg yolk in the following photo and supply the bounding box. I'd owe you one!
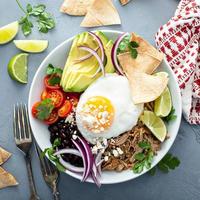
[81,96,115,134]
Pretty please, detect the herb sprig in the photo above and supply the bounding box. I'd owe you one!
[149,153,180,175]
[133,141,154,173]
[117,35,139,59]
[42,138,65,172]
[16,0,55,36]
[46,64,63,86]
[36,98,54,120]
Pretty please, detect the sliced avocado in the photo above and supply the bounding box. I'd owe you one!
[61,32,100,92]
[95,31,109,46]
[105,40,115,73]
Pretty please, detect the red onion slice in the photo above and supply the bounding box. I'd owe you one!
[78,46,105,77]
[77,137,94,181]
[72,139,88,182]
[88,31,105,62]
[111,32,129,75]
[73,46,100,64]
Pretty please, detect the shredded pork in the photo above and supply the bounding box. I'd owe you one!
[102,102,161,172]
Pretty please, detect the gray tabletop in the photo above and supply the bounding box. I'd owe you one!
[0,0,200,199]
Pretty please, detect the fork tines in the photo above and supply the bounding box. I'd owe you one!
[13,103,32,152]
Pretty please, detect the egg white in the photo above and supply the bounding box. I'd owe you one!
[76,74,144,144]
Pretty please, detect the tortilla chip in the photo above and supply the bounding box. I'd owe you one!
[120,0,131,6]
[0,167,18,189]
[60,0,94,16]
[0,147,11,165]
[125,71,168,104]
[118,33,164,74]
[81,0,121,27]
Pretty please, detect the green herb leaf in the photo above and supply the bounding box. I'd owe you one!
[48,76,61,86]
[117,35,131,54]
[129,41,139,48]
[164,107,177,123]
[133,162,144,174]
[36,98,54,120]
[26,4,32,13]
[46,64,63,75]
[138,141,151,150]
[135,153,145,161]
[130,48,138,59]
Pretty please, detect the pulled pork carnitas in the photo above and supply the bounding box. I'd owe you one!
[102,102,161,172]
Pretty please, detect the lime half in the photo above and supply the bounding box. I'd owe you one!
[8,53,28,84]
[0,21,18,44]
[140,111,167,142]
[154,87,172,117]
[13,40,48,53]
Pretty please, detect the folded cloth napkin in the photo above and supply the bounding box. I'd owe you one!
[155,0,200,124]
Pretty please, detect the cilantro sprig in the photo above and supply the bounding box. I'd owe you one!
[16,0,55,36]
[133,141,154,173]
[36,98,54,120]
[117,35,139,59]
[46,64,63,86]
[149,153,180,175]
[164,106,177,123]
[42,138,65,172]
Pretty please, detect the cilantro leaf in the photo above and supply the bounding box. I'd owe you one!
[117,35,131,53]
[36,98,54,120]
[48,76,61,86]
[148,153,180,176]
[46,64,63,75]
[138,141,151,150]
[135,153,145,161]
[130,48,138,59]
[129,41,139,48]
[164,107,177,123]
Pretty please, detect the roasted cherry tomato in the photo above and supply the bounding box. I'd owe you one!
[44,110,59,124]
[41,90,48,100]
[31,102,41,118]
[46,90,64,108]
[66,93,80,107]
[58,100,73,118]
[44,75,61,90]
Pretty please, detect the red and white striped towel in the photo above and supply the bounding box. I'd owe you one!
[155,0,200,124]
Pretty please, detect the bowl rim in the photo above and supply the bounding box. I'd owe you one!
[28,30,182,184]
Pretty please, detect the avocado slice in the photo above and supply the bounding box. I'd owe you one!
[61,31,115,92]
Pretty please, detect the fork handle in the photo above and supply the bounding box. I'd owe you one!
[52,181,60,200]
[25,154,40,200]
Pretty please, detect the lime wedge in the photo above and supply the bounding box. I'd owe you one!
[0,21,18,44]
[154,87,172,117]
[13,40,48,53]
[140,111,167,142]
[8,53,28,84]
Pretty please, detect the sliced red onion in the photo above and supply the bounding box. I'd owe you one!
[54,149,84,173]
[73,46,100,64]
[91,171,101,188]
[95,151,104,176]
[72,139,88,181]
[111,32,129,75]
[78,46,105,77]
[88,31,105,62]
[77,136,94,181]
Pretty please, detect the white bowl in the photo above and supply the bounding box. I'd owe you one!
[28,30,182,184]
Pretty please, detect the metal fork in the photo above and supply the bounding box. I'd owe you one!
[35,143,60,200]
[13,103,40,200]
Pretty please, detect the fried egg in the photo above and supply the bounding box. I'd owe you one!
[76,74,144,144]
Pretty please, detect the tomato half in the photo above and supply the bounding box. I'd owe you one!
[46,90,64,108]
[66,93,80,107]
[44,110,59,125]
[44,75,61,90]
[41,90,48,100]
[32,102,41,118]
[58,100,73,118]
